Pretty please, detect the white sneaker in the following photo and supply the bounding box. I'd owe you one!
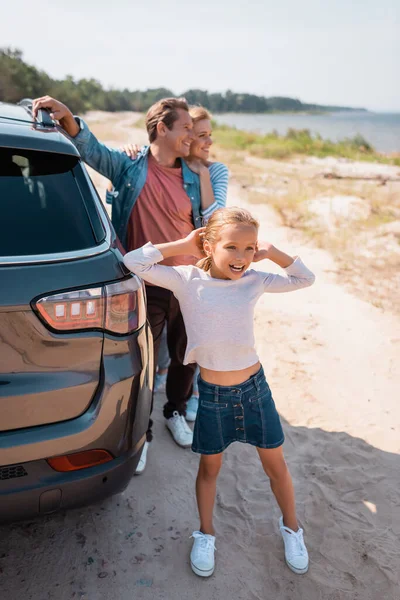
[166,411,193,448]
[190,531,216,577]
[154,371,167,393]
[279,517,309,574]
[135,441,149,475]
[186,395,199,422]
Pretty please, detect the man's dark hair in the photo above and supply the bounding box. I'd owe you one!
[145,97,189,143]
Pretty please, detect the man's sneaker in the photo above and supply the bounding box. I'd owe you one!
[186,395,199,422]
[135,441,149,475]
[166,411,193,447]
[190,531,216,577]
[279,517,309,574]
[154,371,167,393]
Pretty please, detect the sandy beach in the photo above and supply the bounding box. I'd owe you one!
[1,113,399,600]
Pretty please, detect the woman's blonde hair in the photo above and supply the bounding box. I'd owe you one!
[189,105,212,124]
[197,207,259,271]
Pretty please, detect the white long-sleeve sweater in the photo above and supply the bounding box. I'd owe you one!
[124,243,315,371]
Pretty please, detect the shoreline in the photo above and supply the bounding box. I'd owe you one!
[216,109,372,116]
[213,113,400,158]
[212,121,400,165]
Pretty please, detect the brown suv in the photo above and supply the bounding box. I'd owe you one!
[0,100,153,522]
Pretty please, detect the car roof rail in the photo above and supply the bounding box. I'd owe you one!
[19,98,33,109]
[18,98,55,127]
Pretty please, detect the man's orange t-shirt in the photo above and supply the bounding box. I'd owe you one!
[127,154,196,267]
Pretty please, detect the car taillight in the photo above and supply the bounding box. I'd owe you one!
[35,277,146,335]
[47,449,113,472]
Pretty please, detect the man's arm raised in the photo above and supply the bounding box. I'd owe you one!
[32,96,132,184]
[32,97,80,137]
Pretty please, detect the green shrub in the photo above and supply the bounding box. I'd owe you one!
[213,123,397,165]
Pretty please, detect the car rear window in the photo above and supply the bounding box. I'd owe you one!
[0,148,105,257]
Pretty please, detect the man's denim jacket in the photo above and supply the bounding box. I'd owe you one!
[70,118,203,248]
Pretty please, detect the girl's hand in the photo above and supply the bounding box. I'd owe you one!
[252,241,274,263]
[119,144,140,160]
[186,158,208,175]
[183,228,206,258]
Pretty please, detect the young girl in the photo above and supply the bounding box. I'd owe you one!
[123,207,315,577]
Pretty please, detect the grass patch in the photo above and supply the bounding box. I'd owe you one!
[213,124,400,166]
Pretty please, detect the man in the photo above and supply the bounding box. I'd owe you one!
[32,95,209,472]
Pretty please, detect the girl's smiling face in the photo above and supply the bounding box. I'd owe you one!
[205,223,258,280]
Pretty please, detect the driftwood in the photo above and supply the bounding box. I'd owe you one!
[322,172,400,185]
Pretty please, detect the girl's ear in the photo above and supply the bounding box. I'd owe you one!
[203,239,212,257]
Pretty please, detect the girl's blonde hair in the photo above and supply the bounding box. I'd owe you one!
[197,207,259,271]
[189,105,212,124]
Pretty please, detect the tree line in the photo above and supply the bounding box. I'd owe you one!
[0,48,364,115]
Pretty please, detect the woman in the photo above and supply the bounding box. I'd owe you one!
[184,106,229,220]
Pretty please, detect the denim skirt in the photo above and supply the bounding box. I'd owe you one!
[192,366,284,455]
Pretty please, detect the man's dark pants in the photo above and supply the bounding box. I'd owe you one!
[145,285,196,442]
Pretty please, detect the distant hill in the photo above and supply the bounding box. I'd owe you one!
[0,48,367,115]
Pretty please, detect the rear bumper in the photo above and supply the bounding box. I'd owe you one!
[0,323,153,523]
[0,440,144,523]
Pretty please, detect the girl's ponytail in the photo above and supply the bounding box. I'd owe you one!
[196,255,213,271]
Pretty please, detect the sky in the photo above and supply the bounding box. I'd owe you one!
[1,0,399,111]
